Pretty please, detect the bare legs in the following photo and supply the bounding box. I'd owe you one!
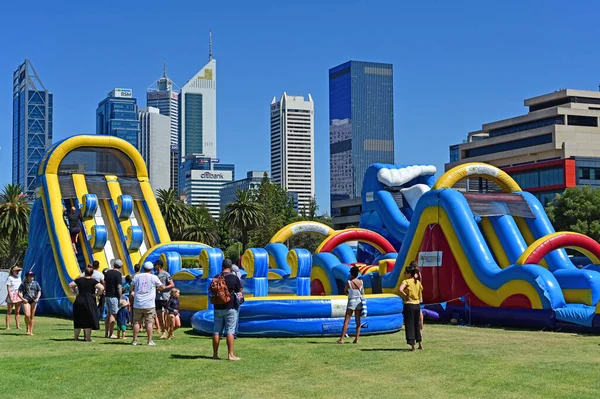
[337,309,354,344]
[5,302,21,330]
[212,333,239,361]
[132,320,152,343]
[105,314,116,338]
[354,312,362,344]
[74,328,81,341]
[157,310,167,339]
[22,302,37,335]
[167,314,180,339]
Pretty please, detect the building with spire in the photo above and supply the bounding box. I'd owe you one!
[147,62,180,190]
[179,31,217,160]
[12,59,53,197]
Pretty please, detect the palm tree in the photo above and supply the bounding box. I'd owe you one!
[156,188,189,238]
[180,205,220,246]
[0,184,30,244]
[222,189,262,252]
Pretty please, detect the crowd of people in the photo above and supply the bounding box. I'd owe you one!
[4,255,425,357]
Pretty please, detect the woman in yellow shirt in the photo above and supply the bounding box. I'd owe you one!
[399,265,424,351]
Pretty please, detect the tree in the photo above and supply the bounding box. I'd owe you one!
[179,205,220,246]
[0,184,30,268]
[289,197,333,252]
[223,189,262,252]
[156,188,189,238]
[248,174,297,248]
[546,186,600,241]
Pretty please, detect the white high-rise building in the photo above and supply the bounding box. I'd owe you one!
[270,93,315,212]
[139,107,171,192]
[147,63,180,190]
[179,59,217,160]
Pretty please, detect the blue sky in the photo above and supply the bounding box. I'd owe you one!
[1,0,599,213]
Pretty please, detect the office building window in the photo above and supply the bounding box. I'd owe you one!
[449,145,459,162]
[511,167,564,189]
[567,115,598,127]
[465,134,553,158]
[489,116,564,137]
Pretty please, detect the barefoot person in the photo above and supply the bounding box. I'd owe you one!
[103,260,123,338]
[69,267,104,342]
[5,266,23,330]
[64,206,83,254]
[336,266,365,344]
[154,259,174,339]
[165,288,181,340]
[18,272,42,336]
[399,265,424,351]
[211,259,242,361]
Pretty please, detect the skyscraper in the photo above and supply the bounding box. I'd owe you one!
[270,93,315,212]
[96,88,140,148]
[329,61,394,214]
[147,63,180,190]
[139,107,171,192]
[12,60,53,196]
[179,58,217,160]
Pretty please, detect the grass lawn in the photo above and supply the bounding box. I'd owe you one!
[1,309,599,399]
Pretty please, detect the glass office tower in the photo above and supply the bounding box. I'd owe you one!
[12,59,53,197]
[329,61,394,214]
[96,88,140,148]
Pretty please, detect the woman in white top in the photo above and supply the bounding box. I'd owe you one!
[336,266,364,344]
[5,266,23,330]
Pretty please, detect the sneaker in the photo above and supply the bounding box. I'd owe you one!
[131,340,138,346]
[148,340,156,346]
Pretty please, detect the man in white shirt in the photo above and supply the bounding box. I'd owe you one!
[130,261,164,346]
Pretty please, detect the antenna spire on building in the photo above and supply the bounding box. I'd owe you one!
[209,29,213,62]
[163,59,167,78]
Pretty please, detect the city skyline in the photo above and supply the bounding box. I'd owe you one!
[2,1,600,212]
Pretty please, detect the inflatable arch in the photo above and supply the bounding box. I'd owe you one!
[516,232,600,266]
[269,221,335,244]
[315,228,396,255]
[433,162,522,193]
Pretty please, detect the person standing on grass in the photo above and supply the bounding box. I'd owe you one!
[336,266,365,344]
[18,272,42,336]
[69,267,104,342]
[211,258,242,361]
[5,265,23,330]
[83,261,105,319]
[116,299,130,340]
[154,259,174,339]
[130,262,164,346]
[165,288,181,340]
[399,265,424,351]
[103,260,123,338]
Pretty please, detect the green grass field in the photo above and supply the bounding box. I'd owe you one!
[0,309,599,399]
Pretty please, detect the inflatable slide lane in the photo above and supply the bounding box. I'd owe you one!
[374,162,600,331]
[23,135,209,317]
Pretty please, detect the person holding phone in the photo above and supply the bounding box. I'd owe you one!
[399,265,424,351]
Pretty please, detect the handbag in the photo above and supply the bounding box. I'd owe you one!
[360,296,367,318]
[233,292,245,309]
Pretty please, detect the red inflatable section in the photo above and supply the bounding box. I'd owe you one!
[319,229,395,254]
[522,233,600,265]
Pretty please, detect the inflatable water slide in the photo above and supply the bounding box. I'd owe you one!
[362,162,600,330]
[188,221,404,337]
[23,135,208,316]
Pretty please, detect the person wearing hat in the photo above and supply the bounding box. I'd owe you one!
[5,266,23,330]
[153,259,174,339]
[103,259,123,338]
[18,271,42,336]
[130,261,164,346]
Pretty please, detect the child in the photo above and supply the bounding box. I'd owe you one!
[116,299,130,339]
[165,289,181,340]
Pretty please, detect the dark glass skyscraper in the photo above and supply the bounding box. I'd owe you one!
[96,88,140,148]
[329,61,394,214]
[12,60,53,197]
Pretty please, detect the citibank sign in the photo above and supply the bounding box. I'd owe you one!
[201,172,224,179]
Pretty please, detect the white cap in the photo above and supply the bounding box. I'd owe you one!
[143,261,154,270]
[114,259,123,268]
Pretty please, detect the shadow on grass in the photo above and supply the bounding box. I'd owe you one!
[101,341,132,345]
[170,354,215,360]
[48,338,78,342]
[2,332,27,336]
[360,348,411,352]
[306,341,341,344]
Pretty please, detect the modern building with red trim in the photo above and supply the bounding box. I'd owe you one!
[446,89,600,203]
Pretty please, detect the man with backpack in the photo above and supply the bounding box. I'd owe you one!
[210,258,242,361]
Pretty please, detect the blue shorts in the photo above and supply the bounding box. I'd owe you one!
[106,297,119,315]
[213,309,238,336]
